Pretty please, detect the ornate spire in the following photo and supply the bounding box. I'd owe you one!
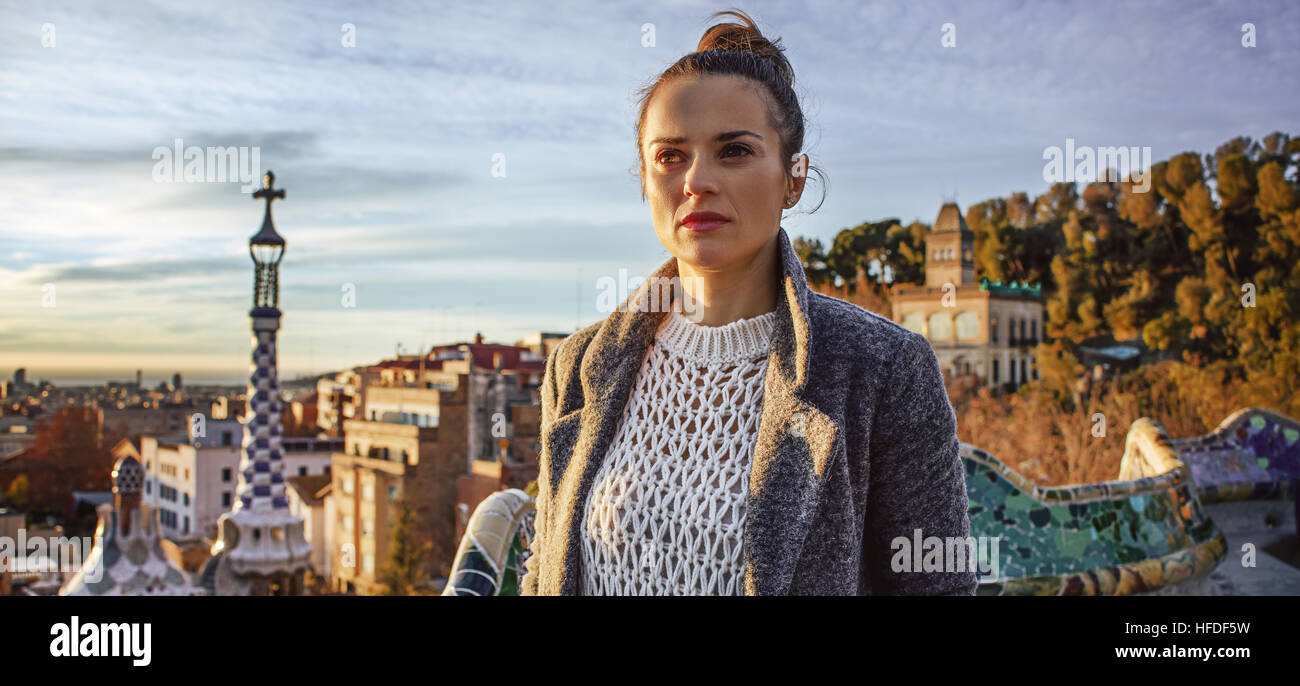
[204,169,311,595]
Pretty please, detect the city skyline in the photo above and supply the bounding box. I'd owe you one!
[2,0,1297,383]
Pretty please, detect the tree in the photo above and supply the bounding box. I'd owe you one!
[376,496,431,596]
[20,406,112,518]
[825,219,903,299]
[791,236,832,286]
[5,474,30,511]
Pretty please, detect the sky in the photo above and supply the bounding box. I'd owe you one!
[1,0,1297,385]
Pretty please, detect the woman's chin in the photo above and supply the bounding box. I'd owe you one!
[668,236,729,268]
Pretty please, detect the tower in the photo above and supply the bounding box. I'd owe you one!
[201,170,311,595]
[59,455,205,596]
[924,202,975,288]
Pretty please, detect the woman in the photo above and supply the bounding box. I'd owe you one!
[521,9,975,596]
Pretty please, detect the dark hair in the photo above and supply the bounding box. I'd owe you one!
[633,8,826,214]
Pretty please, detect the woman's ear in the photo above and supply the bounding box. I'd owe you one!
[789,152,808,199]
[790,152,808,179]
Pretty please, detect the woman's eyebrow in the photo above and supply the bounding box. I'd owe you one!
[649,130,763,147]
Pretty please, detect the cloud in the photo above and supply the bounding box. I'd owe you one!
[1,0,1297,376]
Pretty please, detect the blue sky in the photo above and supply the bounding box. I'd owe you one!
[1,0,1296,384]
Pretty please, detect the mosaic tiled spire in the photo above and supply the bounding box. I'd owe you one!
[239,170,289,514]
[207,171,311,590]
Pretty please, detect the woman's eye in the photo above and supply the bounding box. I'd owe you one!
[657,146,750,165]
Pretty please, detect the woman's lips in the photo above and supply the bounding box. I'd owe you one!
[682,219,729,232]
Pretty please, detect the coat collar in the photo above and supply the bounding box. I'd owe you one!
[545,227,840,595]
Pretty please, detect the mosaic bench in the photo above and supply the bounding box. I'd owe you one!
[1157,408,1300,504]
[442,489,535,596]
[965,417,1226,596]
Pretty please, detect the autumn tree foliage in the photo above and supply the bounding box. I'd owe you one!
[6,406,115,518]
[795,132,1300,484]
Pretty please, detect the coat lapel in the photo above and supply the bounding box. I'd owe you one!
[545,227,839,595]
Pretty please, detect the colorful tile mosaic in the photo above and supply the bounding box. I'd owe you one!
[962,432,1225,596]
[442,489,535,596]
[1169,408,1300,503]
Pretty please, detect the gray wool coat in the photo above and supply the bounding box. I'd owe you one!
[521,227,977,596]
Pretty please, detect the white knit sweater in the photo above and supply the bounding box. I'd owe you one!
[578,306,778,595]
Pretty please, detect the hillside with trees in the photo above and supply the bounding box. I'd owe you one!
[796,132,1299,485]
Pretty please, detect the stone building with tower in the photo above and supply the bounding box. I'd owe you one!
[890,202,1045,391]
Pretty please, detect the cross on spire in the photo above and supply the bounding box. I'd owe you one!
[253,170,285,205]
[250,170,286,246]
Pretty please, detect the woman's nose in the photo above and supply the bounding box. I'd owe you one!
[682,156,719,198]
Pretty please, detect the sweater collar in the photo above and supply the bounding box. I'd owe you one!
[655,307,778,365]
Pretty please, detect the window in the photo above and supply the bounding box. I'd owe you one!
[363,554,374,575]
[902,312,926,335]
[954,311,979,341]
[183,516,189,534]
[341,515,353,533]
[927,312,953,340]
[1021,359,1028,382]
[993,359,1000,383]
[388,485,398,502]
[1009,317,1017,345]
[222,467,232,483]
[1020,319,1027,342]
[222,492,231,507]
[183,492,190,506]
[1031,319,1038,341]
[363,481,374,501]
[1032,364,1039,380]
[362,518,373,538]
[298,466,307,476]
[222,432,233,446]
[184,468,189,480]
[1010,358,1017,384]
[990,316,999,343]
[145,480,151,495]
[342,479,353,495]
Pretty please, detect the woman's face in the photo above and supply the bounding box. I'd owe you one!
[641,74,798,272]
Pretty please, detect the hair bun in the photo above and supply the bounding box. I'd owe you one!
[696,9,795,87]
